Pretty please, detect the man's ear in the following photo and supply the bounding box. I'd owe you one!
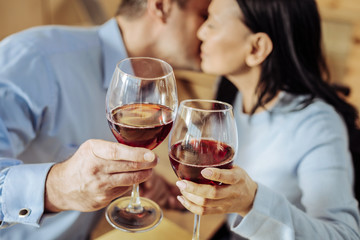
[147,0,173,23]
[245,33,273,67]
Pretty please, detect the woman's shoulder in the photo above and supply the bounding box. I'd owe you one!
[277,92,342,120]
[277,92,348,141]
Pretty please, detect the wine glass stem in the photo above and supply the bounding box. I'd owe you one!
[192,214,201,240]
[127,184,143,213]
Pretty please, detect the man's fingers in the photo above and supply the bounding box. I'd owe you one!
[106,186,132,199]
[88,139,156,162]
[103,158,157,173]
[108,169,153,187]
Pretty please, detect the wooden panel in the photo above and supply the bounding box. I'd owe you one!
[99,0,120,18]
[317,0,360,23]
[46,0,93,25]
[322,20,353,84]
[343,24,360,112]
[0,0,44,39]
[91,216,192,240]
[316,0,360,112]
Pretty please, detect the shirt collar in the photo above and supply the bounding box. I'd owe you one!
[98,18,128,89]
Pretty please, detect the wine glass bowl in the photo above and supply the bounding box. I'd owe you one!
[168,99,238,240]
[107,103,174,149]
[169,138,234,185]
[105,57,178,232]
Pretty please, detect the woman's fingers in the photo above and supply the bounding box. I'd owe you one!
[177,195,228,215]
[176,180,230,199]
[174,166,258,216]
[201,166,244,185]
[180,190,233,207]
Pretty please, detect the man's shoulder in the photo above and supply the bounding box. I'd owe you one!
[1,25,100,55]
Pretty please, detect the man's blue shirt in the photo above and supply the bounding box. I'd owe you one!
[0,18,127,239]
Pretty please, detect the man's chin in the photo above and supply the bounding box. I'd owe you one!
[185,58,202,72]
[173,61,202,72]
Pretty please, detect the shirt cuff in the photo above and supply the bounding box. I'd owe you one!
[2,163,55,227]
[229,183,293,239]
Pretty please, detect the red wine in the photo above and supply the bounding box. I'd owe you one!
[169,139,234,185]
[108,103,173,149]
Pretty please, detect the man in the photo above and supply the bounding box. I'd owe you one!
[0,0,209,239]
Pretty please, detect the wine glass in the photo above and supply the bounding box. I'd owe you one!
[168,99,238,240]
[105,57,178,232]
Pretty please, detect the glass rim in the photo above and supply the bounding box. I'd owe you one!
[116,57,174,81]
[179,99,233,113]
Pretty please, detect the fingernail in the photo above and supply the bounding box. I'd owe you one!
[176,181,186,190]
[177,195,184,204]
[201,169,213,178]
[144,152,155,162]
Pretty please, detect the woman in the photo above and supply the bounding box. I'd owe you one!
[175,0,360,239]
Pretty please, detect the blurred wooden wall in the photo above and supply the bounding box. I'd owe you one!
[0,0,359,112]
[318,0,360,115]
[0,0,120,40]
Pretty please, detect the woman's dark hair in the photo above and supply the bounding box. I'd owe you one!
[217,0,359,199]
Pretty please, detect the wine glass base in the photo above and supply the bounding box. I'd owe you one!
[105,196,163,233]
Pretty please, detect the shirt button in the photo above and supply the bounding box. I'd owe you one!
[19,208,31,218]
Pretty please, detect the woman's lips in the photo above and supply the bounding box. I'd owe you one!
[200,50,206,58]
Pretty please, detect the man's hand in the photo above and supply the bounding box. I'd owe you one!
[45,139,157,212]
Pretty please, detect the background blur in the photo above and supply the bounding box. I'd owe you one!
[0,0,359,112]
[0,1,359,238]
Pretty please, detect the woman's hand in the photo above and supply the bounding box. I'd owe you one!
[45,139,157,213]
[175,166,258,216]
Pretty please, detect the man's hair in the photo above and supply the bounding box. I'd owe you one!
[116,0,188,18]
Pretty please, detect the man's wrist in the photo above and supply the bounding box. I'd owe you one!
[45,163,66,212]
